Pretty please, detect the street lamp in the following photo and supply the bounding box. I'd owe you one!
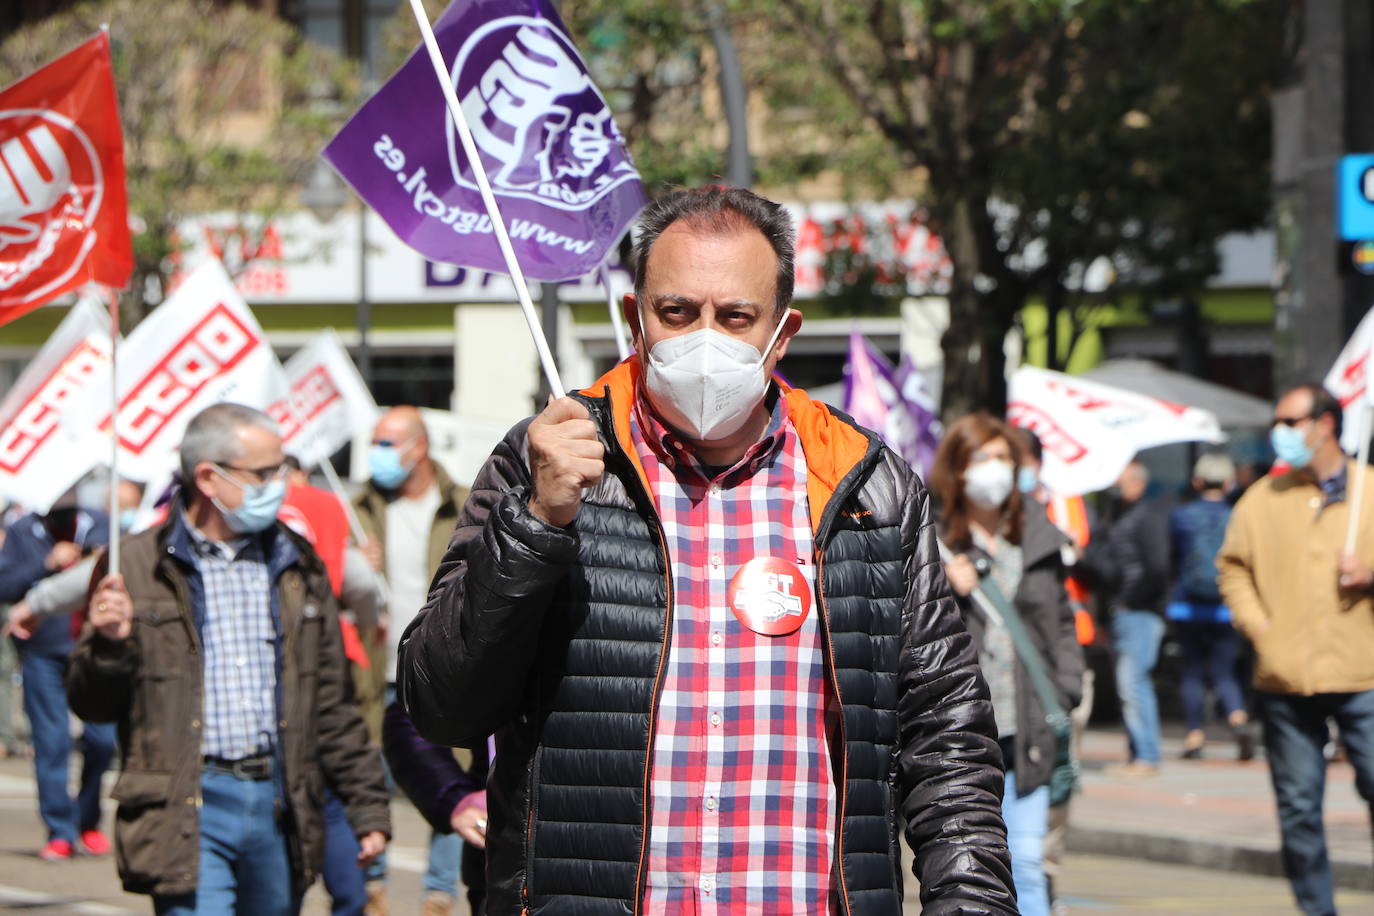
[302,160,373,388]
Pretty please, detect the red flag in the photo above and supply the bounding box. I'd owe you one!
[0,32,133,326]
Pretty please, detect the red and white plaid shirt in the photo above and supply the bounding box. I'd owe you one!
[634,391,839,915]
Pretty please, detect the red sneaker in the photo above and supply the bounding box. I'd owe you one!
[79,829,110,856]
[38,839,73,862]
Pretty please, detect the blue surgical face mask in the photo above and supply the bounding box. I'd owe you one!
[1017,466,1039,495]
[368,444,413,490]
[118,509,138,533]
[211,467,286,534]
[1270,424,1313,469]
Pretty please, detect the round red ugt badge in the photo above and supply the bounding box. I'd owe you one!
[727,557,812,637]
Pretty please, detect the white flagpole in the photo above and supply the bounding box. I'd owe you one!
[281,387,392,604]
[404,0,565,398]
[1345,401,1372,556]
[601,263,630,360]
[317,455,370,548]
[105,286,120,578]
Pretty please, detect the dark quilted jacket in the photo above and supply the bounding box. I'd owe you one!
[399,363,1014,915]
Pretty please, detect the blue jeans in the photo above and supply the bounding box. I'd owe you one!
[1259,690,1374,916]
[425,831,463,895]
[1002,764,1051,916]
[323,790,366,915]
[20,650,116,843]
[1111,610,1165,764]
[153,770,299,916]
[1176,621,1245,731]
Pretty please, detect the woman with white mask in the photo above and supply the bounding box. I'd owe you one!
[930,413,1084,916]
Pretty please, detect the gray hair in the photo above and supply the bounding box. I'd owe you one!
[632,186,796,317]
[179,403,281,481]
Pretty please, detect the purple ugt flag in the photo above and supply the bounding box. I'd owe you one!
[842,330,942,479]
[322,0,647,281]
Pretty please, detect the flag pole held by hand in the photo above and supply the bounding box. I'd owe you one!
[106,284,120,579]
[404,0,565,399]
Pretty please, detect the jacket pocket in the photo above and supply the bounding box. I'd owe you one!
[135,603,189,680]
[111,770,180,888]
[111,769,173,807]
[296,607,323,675]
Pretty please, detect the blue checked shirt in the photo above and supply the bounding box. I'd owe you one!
[187,522,277,760]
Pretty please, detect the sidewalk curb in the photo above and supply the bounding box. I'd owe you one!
[1066,824,1374,892]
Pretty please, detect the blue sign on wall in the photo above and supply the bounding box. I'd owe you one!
[1339,154,1374,241]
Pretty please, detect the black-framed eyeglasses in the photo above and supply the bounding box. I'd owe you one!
[217,462,288,485]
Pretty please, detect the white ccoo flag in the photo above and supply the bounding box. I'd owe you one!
[268,329,378,469]
[102,259,286,483]
[0,296,114,513]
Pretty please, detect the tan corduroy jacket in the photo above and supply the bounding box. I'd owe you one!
[1218,459,1374,695]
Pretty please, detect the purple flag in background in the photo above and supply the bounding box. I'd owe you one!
[323,0,647,281]
[842,330,942,479]
[893,353,942,478]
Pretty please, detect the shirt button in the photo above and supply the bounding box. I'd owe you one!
[235,657,246,667]
[701,876,715,894]
[709,483,721,496]
[710,711,721,727]
[710,632,722,646]
[704,796,717,812]
[709,554,722,568]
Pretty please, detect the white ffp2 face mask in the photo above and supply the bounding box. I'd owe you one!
[964,459,1015,509]
[642,310,790,442]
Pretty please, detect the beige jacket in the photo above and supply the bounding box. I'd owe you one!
[1217,460,1374,695]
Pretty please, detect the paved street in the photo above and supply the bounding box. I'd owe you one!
[0,750,1370,914]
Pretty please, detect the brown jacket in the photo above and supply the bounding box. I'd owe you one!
[351,460,470,575]
[65,512,390,897]
[1218,460,1374,695]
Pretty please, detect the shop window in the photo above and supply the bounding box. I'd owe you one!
[368,351,453,411]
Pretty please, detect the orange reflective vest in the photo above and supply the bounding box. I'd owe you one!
[1046,493,1096,646]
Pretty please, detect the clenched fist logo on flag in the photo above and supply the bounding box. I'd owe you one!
[0,32,133,325]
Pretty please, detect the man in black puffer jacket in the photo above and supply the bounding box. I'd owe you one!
[399,187,1014,915]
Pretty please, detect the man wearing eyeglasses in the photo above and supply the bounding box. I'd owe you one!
[1218,383,1374,916]
[65,402,390,915]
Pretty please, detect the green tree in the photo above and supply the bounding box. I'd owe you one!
[0,0,359,326]
[757,0,1285,417]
